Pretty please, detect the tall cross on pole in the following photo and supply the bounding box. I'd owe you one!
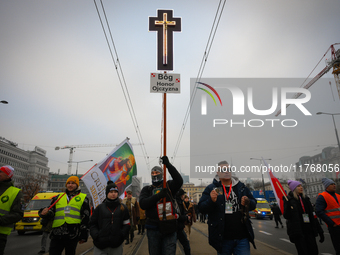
[149,10,181,71]
[149,10,181,219]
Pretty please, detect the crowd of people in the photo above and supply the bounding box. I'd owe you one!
[0,161,339,255]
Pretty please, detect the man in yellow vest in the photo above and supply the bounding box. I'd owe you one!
[40,176,90,255]
[315,178,340,255]
[0,165,23,255]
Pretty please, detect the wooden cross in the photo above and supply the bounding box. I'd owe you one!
[149,10,181,71]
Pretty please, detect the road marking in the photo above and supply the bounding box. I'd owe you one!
[280,238,293,244]
[259,231,272,235]
[321,253,333,255]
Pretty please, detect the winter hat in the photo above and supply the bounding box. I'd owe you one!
[106,181,119,196]
[322,178,335,189]
[151,166,163,175]
[65,176,79,187]
[287,180,301,191]
[177,188,185,196]
[0,165,14,178]
[126,190,132,195]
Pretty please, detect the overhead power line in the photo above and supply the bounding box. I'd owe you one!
[93,0,150,170]
[172,0,227,163]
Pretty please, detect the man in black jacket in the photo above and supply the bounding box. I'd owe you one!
[90,181,130,255]
[198,161,256,255]
[175,189,191,255]
[139,156,183,255]
[271,203,284,228]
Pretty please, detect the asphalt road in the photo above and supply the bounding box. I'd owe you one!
[4,220,337,255]
[251,217,335,255]
[5,230,48,255]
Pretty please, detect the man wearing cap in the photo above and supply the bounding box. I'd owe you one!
[122,190,139,244]
[0,165,23,255]
[39,176,90,255]
[90,181,130,255]
[139,156,183,255]
[315,178,340,254]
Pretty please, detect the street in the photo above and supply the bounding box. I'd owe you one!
[6,230,47,255]
[4,219,337,255]
[251,218,335,255]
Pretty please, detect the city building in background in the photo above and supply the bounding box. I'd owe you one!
[125,176,141,198]
[181,173,189,184]
[294,146,340,202]
[0,137,49,192]
[182,183,205,202]
[48,173,91,202]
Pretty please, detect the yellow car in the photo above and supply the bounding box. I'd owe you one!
[15,192,62,235]
[249,198,273,220]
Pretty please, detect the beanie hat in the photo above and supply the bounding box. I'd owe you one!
[287,180,301,191]
[322,178,335,189]
[0,165,14,178]
[151,166,163,175]
[177,188,185,196]
[65,176,79,187]
[106,181,119,196]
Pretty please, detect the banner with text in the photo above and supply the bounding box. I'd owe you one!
[81,138,137,208]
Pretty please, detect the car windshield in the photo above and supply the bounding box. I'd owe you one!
[25,199,51,211]
[257,203,271,209]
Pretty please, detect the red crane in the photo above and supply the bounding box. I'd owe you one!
[276,43,340,117]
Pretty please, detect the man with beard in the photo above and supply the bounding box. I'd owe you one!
[40,176,90,255]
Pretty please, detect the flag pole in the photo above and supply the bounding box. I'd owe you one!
[276,182,288,201]
[162,72,167,219]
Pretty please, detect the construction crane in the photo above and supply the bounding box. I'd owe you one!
[55,142,143,175]
[276,43,340,116]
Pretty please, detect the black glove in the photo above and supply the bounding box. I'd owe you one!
[161,156,170,166]
[319,232,324,243]
[157,188,168,199]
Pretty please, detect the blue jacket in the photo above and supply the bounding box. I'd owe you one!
[198,177,257,253]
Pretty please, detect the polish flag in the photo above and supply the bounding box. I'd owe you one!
[262,158,287,214]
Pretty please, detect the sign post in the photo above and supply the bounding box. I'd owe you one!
[149,9,181,217]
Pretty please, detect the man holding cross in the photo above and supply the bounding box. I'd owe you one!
[139,156,183,255]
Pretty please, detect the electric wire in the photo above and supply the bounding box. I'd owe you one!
[93,0,150,170]
[172,0,227,163]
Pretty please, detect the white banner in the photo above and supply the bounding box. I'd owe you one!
[81,138,137,208]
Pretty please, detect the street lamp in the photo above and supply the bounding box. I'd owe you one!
[68,160,93,176]
[250,158,271,200]
[316,112,340,152]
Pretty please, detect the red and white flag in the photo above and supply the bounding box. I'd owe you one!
[262,158,287,214]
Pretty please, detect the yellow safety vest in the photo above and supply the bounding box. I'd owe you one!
[0,186,21,235]
[52,193,86,228]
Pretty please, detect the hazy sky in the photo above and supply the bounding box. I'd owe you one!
[1,0,339,185]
